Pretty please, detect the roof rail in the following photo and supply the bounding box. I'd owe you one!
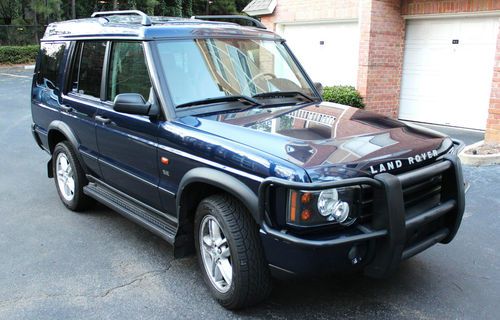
[91,10,152,26]
[191,15,266,29]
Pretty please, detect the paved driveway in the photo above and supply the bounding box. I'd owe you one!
[1,66,499,319]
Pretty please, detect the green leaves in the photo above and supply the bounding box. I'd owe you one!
[322,85,365,109]
[0,45,39,64]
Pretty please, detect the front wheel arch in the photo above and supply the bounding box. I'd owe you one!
[174,168,261,258]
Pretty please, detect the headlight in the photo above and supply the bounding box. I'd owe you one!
[287,187,358,227]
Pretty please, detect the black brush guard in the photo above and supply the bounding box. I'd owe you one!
[258,153,465,278]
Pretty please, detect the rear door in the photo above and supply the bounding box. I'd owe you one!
[60,41,107,176]
[95,41,162,209]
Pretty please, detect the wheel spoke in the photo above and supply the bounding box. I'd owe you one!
[60,157,68,171]
[202,235,212,248]
[215,237,227,248]
[211,220,222,241]
[208,219,214,239]
[218,258,232,284]
[57,169,65,178]
[66,177,75,194]
[220,245,230,259]
[214,261,224,281]
[63,182,71,196]
[211,258,218,278]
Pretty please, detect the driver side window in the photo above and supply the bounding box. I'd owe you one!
[106,42,152,102]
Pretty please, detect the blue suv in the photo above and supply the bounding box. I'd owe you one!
[31,10,466,309]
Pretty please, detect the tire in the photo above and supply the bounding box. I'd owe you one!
[52,141,92,211]
[194,194,272,309]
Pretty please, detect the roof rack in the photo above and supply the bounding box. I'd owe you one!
[191,15,266,29]
[91,10,152,26]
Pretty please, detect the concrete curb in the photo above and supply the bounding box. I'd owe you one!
[459,140,500,166]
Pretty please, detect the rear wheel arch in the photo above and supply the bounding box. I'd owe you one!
[47,121,87,177]
[173,167,260,258]
[47,121,80,153]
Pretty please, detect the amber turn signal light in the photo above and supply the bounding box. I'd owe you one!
[300,209,312,221]
[301,192,312,204]
[160,157,169,165]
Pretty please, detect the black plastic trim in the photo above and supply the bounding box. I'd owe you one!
[84,177,177,243]
[405,199,456,230]
[31,123,44,150]
[192,15,266,29]
[47,120,88,173]
[260,223,387,248]
[401,228,449,260]
[177,167,259,222]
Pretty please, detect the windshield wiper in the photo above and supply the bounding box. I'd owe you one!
[252,91,315,102]
[176,95,262,109]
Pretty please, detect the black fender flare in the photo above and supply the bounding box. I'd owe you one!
[47,120,87,175]
[176,167,260,223]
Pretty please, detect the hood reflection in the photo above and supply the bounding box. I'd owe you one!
[196,102,450,177]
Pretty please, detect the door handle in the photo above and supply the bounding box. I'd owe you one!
[95,115,111,124]
[60,104,73,112]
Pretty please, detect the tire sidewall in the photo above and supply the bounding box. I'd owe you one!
[52,142,83,211]
[194,200,242,305]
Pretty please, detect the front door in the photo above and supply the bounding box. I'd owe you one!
[95,41,162,209]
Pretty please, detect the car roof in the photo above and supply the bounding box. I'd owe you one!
[42,16,281,42]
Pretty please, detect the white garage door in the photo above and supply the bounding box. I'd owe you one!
[399,17,499,130]
[279,22,359,87]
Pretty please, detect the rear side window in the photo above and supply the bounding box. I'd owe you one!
[70,41,106,98]
[106,41,151,101]
[36,42,66,90]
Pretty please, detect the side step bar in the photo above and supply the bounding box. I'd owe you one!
[83,178,177,244]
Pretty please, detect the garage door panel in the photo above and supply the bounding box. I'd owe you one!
[402,47,453,68]
[280,22,359,87]
[399,17,499,129]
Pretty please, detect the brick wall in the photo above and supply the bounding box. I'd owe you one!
[357,0,405,117]
[485,24,500,143]
[402,0,500,16]
[260,0,359,30]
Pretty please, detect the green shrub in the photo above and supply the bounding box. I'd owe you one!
[0,45,39,64]
[322,85,365,109]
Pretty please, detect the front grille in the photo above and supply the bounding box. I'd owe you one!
[357,162,453,253]
[358,168,444,222]
[403,174,442,216]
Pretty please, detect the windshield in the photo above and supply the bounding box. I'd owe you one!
[156,39,317,108]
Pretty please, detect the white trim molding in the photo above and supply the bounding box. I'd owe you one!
[403,10,500,20]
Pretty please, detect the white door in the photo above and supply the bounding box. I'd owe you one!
[399,16,499,129]
[280,22,359,87]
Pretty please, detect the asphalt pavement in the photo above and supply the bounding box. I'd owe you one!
[1,66,499,319]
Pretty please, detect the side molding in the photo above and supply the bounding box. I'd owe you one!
[177,167,260,222]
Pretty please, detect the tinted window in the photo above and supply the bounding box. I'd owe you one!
[36,42,66,89]
[106,42,151,101]
[70,41,106,98]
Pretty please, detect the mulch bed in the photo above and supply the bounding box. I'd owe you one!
[465,143,500,155]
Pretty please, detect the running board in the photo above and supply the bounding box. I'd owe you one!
[83,179,177,244]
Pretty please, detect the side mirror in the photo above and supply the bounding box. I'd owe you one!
[314,82,324,96]
[113,93,151,116]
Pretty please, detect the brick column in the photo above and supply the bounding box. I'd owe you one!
[485,24,500,143]
[357,0,405,118]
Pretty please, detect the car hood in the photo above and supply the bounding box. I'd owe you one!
[178,102,454,182]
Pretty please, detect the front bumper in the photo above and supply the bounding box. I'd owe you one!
[258,153,465,278]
